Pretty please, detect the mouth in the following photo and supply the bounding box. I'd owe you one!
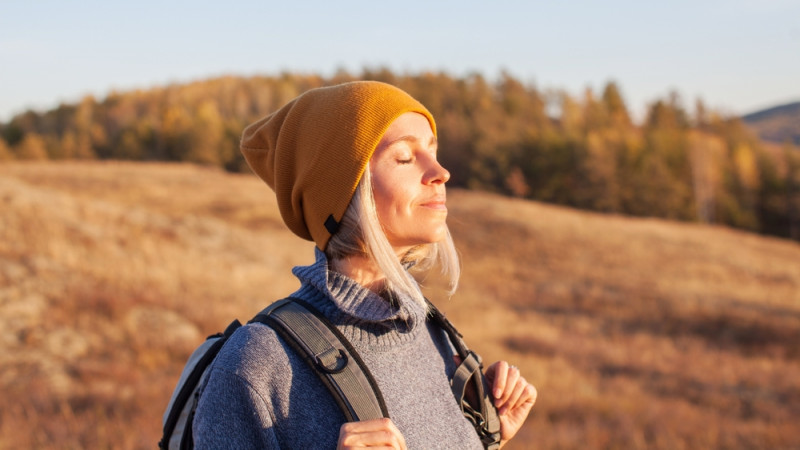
[420,196,447,210]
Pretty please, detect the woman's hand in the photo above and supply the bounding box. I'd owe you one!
[485,361,537,446]
[337,418,407,449]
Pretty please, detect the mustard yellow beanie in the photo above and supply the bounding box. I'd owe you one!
[240,81,437,250]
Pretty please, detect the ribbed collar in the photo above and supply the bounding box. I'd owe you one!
[290,248,427,348]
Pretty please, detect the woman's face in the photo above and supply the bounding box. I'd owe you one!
[370,112,450,253]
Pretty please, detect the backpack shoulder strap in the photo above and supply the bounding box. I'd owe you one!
[426,300,502,450]
[250,297,389,422]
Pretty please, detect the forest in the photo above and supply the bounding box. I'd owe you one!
[2,69,798,241]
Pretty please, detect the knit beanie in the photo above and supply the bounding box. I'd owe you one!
[240,81,437,251]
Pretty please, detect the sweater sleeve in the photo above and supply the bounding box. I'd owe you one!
[193,367,282,449]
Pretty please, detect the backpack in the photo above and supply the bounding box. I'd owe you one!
[159,297,501,450]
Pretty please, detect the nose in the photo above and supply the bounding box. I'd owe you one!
[424,157,450,185]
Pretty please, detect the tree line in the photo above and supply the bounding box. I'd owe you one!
[2,69,798,241]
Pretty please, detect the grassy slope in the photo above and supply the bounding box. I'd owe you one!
[1,161,798,449]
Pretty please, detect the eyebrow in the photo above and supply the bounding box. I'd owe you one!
[388,135,438,149]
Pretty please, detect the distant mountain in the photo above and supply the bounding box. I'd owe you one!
[742,101,800,146]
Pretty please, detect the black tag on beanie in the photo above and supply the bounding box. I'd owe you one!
[324,215,339,234]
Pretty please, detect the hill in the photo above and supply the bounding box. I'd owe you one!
[743,101,800,146]
[4,72,799,243]
[1,161,799,449]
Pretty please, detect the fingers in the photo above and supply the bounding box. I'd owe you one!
[502,365,521,406]
[490,362,538,418]
[488,360,509,400]
[499,374,530,416]
[492,361,519,407]
[338,418,407,450]
[496,381,538,444]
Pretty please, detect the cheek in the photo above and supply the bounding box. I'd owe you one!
[370,164,419,220]
[372,180,413,220]
[373,185,397,216]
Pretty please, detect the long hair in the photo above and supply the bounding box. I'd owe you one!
[325,168,460,308]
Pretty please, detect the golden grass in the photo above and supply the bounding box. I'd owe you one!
[1,161,798,449]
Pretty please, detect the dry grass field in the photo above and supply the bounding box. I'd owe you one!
[1,161,798,449]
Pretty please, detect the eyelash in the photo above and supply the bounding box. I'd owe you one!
[396,157,414,164]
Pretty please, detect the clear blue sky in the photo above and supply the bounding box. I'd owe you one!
[2,0,799,122]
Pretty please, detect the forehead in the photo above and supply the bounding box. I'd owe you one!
[379,112,435,144]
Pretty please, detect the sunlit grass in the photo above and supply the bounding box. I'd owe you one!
[1,161,798,449]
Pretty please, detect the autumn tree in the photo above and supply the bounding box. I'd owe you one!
[184,101,226,165]
[687,131,725,223]
[14,133,49,160]
[571,83,637,212]
[602,82,631,128]
[0,137,13,161]
[631,96,694,219]
[0,70,796,241]
[732,142,760,228]
[783,143,800,239]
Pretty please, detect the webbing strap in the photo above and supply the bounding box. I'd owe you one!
[451,351,482,403]
[251,298,388,422]
[426,300,502,450]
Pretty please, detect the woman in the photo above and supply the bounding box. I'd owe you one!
[193,81,537,449]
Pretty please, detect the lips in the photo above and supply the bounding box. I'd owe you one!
[420,196,447,210]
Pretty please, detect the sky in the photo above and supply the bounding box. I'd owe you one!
[2,0,799,123]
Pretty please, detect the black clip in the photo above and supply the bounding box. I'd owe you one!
[315,348,348,374]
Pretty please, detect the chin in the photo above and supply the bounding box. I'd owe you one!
[391,233,444,250]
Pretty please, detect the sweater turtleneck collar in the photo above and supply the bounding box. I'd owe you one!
[290,248,427,346]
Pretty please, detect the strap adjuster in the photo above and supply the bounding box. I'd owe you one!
[315,348,348,374]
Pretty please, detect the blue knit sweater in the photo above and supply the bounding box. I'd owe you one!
[193,249,483,449]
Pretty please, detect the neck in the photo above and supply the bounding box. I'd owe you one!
[331,254,387,294]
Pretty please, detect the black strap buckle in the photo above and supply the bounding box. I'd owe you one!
[315,348,348,374]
